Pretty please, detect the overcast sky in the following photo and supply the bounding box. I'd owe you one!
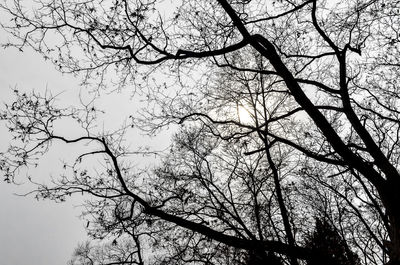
[0,34,89,265]
[0,14,174,264]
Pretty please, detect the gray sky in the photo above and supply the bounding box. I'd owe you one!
[0,19,172,265]
[0,37,88,265]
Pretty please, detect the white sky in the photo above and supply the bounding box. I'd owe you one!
[0,35,88,265]
[0,12,174,265]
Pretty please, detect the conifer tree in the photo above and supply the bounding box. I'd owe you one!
[305,219,360,265]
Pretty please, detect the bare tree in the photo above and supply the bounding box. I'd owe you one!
[69,236,145,265]
[1,0,400,264]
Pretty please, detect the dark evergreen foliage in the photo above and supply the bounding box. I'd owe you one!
[246,250,283,265]
[305,219,360,265]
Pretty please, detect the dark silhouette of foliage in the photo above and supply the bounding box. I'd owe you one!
[305,218,360,265]
[246,250,283,265]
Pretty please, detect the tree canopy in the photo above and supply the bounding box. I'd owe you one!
[1,0,400,264]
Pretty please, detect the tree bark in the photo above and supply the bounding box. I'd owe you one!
[382,181,400,265]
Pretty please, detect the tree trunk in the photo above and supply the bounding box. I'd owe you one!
[382,181,400,265]
[387,215,400,265]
